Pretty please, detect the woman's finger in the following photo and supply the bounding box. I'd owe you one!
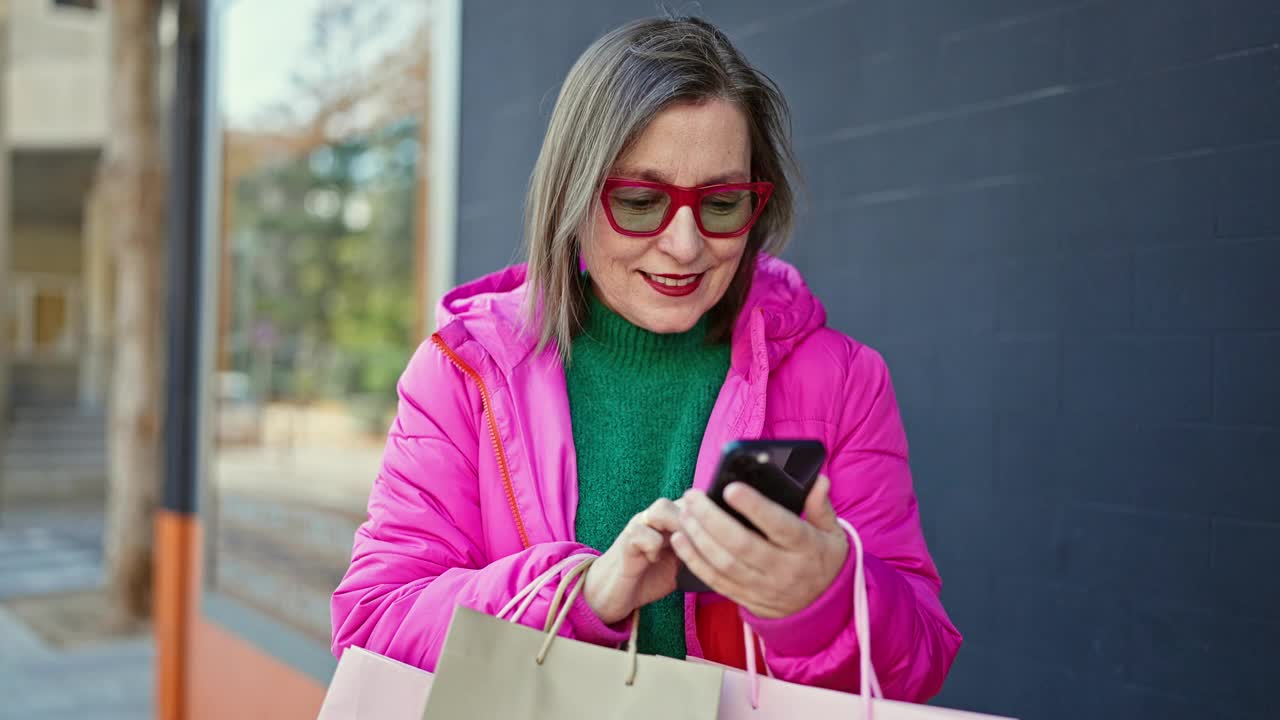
[801,475,840,532]
[682,490,774,573]
[638,497,682,534]
[722,481,810,550]
[678,499,769,584]
[670,531,748,600]
[627,524,667,564]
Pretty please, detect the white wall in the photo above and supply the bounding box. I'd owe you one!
[4,0,107,149]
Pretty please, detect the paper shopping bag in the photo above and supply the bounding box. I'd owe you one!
[694,520,1016,720]
[316,646,434,720]
[423,557,724,719]
[698,657,1014,720]
[318,553,590,719]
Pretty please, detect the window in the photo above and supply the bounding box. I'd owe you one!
[201,0,455,648]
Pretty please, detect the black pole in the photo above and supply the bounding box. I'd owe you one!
[161,0,206,517]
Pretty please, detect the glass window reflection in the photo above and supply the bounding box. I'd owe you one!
[208,0,434,644]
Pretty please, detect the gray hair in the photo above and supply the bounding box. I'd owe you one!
[523,15,799,361]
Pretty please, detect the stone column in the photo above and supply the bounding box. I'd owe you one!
[79,180,111,409]
[0,3,14,507]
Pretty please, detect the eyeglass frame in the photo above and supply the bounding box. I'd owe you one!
[598,177,775,239]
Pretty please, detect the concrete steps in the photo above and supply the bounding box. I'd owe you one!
[2,403,107,504]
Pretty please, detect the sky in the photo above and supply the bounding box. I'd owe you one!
[220,0,431,129]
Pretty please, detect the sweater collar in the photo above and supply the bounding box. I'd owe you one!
[578,281,713,359]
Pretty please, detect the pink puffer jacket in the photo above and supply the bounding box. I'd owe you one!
[331,255,961,701]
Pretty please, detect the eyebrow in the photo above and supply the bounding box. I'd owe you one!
[611,166,751,186]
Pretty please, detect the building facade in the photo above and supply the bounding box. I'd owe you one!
[1,0,111,505]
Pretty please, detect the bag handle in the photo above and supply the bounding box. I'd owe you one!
[499,552,596,623]
[541,555,594,634]
[536,556,643,686]
[742,518,882,716]
[496,552,639,683]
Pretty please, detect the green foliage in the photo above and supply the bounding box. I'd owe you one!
[228,119,420,417]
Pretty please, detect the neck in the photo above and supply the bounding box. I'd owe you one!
[578,284,711,361]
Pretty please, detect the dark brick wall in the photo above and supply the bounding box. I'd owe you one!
[457,2,1280,718]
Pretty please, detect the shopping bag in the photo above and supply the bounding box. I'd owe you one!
[423,556,724,719]
[315,646,434,720]
[694,520,1016,720]
[702,660,1013,720]
[317,553,593,719]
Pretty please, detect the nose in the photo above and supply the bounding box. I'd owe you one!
[655,205,704,265]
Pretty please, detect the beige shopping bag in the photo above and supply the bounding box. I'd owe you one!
[423,556,724,719]
[317,553,591,719]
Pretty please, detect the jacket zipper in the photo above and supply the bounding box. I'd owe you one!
[430,333,532,549]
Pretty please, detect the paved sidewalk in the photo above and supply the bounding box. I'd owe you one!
[0,507,153,720]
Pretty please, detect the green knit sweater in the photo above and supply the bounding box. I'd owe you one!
[568,287,731,659]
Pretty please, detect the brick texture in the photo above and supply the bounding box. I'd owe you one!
[457,2,1280,717]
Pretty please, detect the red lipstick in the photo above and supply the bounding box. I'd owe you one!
[642,271,703,297]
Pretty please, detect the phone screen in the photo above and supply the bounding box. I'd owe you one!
[675,439,826,592]
[708,442,822,533]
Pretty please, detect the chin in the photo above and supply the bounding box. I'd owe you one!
[640,312,702,335]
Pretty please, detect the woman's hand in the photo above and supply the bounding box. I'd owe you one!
[583,497,683,625]
[671,475,848,619]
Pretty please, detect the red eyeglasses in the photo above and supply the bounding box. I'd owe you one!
[599,177,774,238]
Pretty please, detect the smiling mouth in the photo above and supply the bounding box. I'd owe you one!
[640,270,705,297]
[641,271,701,287]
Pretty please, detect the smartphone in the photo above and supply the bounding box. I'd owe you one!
[675,439,827,593]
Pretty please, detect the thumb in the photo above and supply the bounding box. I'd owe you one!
[804,475,839,532]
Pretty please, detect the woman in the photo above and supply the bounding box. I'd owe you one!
[331,15,960,701]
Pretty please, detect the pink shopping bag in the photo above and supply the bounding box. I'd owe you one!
[315,646,435,720]
[697,659,1012,720]
[317,554,597,719]
[692,520,1016,720]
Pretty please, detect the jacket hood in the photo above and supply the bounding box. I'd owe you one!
[436,255,827,372]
